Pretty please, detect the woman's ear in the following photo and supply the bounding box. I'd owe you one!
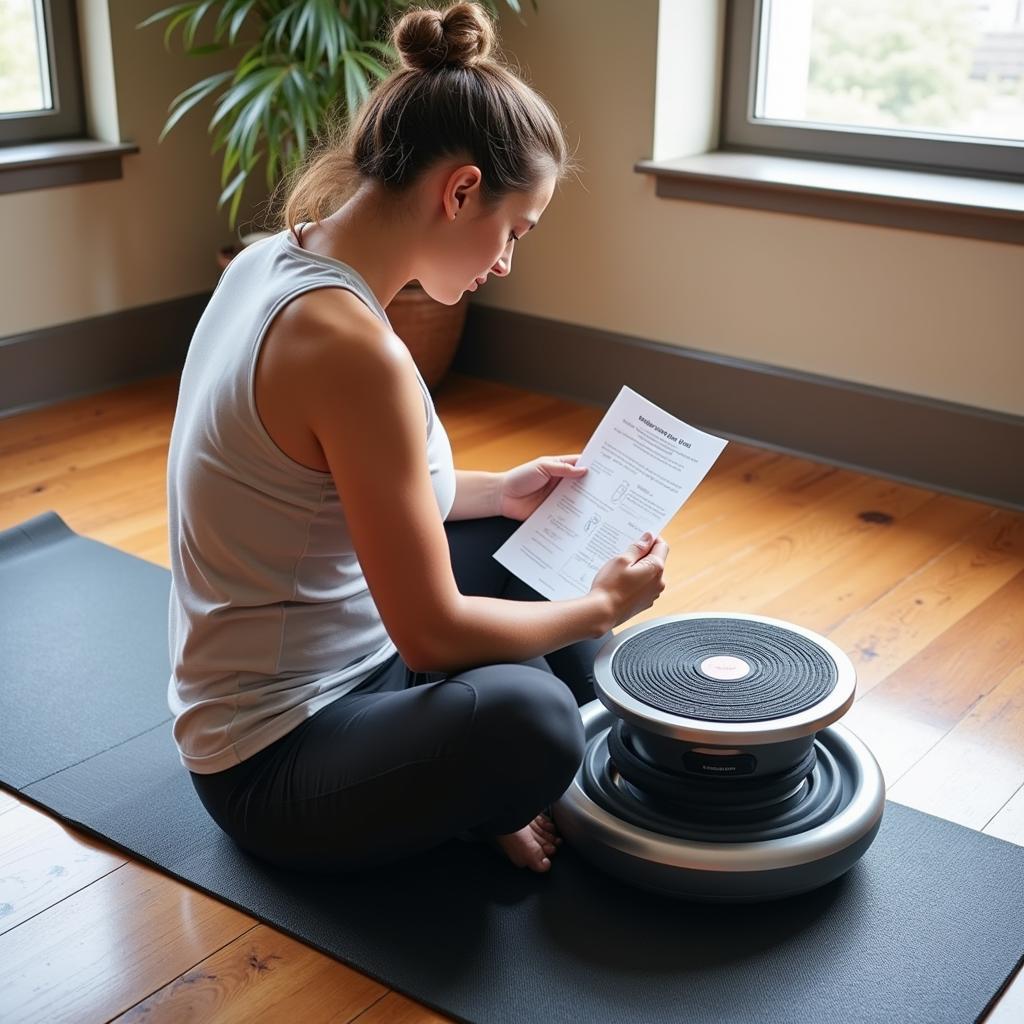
[444,164,483,220]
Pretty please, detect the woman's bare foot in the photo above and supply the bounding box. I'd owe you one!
[491,812,563,873]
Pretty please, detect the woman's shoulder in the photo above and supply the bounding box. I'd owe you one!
[256,287,418,460]
[277,284,386,343]
[268,286,413,378]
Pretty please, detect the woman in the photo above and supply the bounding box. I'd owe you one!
[166,1,669,877]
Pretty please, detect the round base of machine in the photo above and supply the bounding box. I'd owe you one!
[552,701,885,903]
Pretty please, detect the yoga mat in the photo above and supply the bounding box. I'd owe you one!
[2,511,1022,1024]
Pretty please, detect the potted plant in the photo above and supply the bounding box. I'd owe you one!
[139,0,535,390]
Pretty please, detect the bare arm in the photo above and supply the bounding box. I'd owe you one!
[289,290,617,674]
[446,469,502,521]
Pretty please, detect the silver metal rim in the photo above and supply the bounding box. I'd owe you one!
[593,611,857,746]
[554,700,885,874]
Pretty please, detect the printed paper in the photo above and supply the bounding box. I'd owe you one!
[493,386,729,600]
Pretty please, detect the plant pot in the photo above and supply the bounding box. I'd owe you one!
[217,244,242,270]
[385,281,469,392]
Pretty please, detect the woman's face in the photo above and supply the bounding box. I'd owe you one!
[419,162,556,305]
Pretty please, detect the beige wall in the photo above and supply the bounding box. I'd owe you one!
[485,1,1024,417]
[0,1,267,340]
[2,2,1020,417]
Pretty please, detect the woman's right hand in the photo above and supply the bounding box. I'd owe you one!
[589,532,670,628]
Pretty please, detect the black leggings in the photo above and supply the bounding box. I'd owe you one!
[189,515,613,873]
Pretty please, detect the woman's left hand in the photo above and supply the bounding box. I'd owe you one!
[497,454,588,521]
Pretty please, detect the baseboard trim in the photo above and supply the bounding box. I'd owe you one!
[0,293,210,419]
[456,305,1024,512]
[4,295,1020,512]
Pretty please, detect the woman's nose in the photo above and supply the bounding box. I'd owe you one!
[492,254,511,276]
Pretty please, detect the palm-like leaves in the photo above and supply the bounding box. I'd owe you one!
[138,0,537,228]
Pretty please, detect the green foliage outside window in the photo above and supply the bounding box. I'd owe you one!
[806,0,1021,133]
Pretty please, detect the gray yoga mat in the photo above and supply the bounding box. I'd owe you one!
[1,510,1022,1024]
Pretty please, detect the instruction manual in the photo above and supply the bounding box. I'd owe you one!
[493,385,729,601]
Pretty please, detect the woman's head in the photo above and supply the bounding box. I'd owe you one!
[281,1,575,303]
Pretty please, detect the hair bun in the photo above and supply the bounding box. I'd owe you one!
[394,3,495,72]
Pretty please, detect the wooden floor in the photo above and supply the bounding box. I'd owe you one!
[1,371,1022,1023]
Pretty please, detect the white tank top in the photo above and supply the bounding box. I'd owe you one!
[166,225,456,774]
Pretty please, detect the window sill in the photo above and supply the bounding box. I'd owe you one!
[0,139,139,196]
[634,151,1024,246]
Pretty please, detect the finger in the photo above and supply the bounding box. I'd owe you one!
[649,536,670,562]
[527,478,559,507]
[626,532,655,559]
[547,460,587,476]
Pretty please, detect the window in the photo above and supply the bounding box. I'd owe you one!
[0,0,85,146]
[722,0,1024,179]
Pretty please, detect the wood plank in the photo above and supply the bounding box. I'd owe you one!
[0,409,173,495]
[658,474,935,616]
[71,488,171,540]
[844,569,1024,787]
[115,524,172,571]
[448,404,603,471]
[435,373,580,427]
[603,452,837,632]
[986,782,1024,846]
[0,861,255,1023]
[886,662,1024,829]
[111,923,388,1024]
[85,505,170,553]
[0,787,19,815]
[636,463,867,624]
[759,493,994,634]
[350,990,457,1023]
[0,442,169,528]
[0,802,128,936]
[828,510,1024,699]
[443,391,591,451]
[658,450,798,535]
[432,371,525,415]
[0,375,178,456]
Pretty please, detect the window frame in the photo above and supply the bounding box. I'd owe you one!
[0,0,86,147]
[721,0,1024,182]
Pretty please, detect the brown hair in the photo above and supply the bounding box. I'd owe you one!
[279,1,574,231]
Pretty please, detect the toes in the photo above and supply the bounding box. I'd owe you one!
[533,832,560,850]
[530,819,562,845]
[533,831,559,855]
[491,823,559,874]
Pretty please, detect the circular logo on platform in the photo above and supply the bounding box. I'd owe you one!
[699,655,752,681]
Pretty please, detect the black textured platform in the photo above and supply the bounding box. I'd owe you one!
[610,618,839,722]
[2,512,1023,1024]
